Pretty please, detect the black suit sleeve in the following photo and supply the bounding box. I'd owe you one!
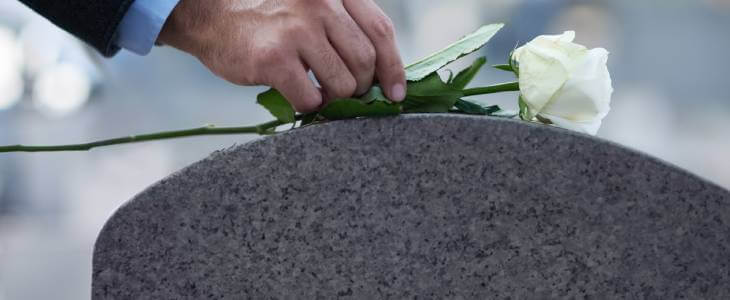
[18,0,135,57]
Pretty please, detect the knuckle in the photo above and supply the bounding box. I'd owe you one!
[354,79,373,96]
[370,16,395,40]
[390,69,406,83]
[382,60,405,78]
[318,48,341,69]
[355,45,377,71]
[343,76,358,95]
[330,75,357,98]
[377,66,404,87]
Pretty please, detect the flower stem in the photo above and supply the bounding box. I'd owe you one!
[0,82,522,153]
[462,81,519,96]
[0,119,287,153]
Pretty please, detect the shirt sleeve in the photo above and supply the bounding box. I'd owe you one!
[114,0,181,56]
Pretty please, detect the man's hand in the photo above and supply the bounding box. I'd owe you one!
[157,0,406,112]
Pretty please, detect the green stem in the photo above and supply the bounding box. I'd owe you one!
[462,81,519,96]
[0,119,287,153]
[1,82,522,153]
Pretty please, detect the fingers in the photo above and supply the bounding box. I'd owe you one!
[270,61,323,113]
[324,11,376,96]
[343,0,406,102]
[299,35,358,102]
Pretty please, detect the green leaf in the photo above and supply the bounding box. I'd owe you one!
[451,56,487,90]
[320,99,401,120]
[403,95,460,113]
[256,89,296,124]
[300,112,318,126]
[454,99,501,115]
[484,105,501,115]
[406,72,462,97]
[454,99,484,114]
[518,95,532,121]
[405,23,504,81]
[403,72,463,113]
[535,115,554,125]
[360,85,389,103]
[493,64,514,72]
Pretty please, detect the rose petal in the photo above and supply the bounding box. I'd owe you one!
[541,48,613,122]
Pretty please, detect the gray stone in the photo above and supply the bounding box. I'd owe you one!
[92,114,730,299]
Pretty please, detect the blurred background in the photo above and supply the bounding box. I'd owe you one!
[1,0,729,298]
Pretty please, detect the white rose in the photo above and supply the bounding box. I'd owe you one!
[512,31,613,135]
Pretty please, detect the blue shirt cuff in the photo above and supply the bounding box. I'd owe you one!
[115,0,181,55]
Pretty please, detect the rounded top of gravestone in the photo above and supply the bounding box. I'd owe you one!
[93,114,730,299]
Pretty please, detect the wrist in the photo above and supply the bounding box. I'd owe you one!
[157,0,213,56]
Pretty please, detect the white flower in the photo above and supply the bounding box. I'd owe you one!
[512,31,613,135]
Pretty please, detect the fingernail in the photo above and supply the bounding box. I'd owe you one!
[391,83,406,102]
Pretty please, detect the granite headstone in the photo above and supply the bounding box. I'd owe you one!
[92,115,730,299]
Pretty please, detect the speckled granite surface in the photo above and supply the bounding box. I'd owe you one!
[93,115,730,299]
